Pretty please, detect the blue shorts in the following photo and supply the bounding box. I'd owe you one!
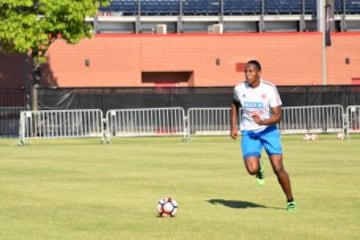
[241,125,283,160]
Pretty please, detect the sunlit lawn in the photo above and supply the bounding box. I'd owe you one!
[0,134,359,240]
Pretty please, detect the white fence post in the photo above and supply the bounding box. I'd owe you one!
[346,105,360,138]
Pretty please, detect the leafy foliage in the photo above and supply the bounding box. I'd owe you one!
[0,0,109,63]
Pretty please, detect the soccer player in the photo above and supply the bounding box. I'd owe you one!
[230,60,296,212]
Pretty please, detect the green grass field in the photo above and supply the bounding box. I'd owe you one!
[1,135,359,240]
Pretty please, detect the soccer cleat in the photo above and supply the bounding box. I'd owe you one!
[287,200,297,213]
[255,160,265,186]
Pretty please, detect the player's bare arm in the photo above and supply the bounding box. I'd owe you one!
[230,100,240,139]
[252,106,282,125]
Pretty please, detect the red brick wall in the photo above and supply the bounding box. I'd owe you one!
[1,32,360,89]
[326,32,360,85]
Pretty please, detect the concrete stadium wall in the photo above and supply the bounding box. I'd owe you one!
[1,32,360,89]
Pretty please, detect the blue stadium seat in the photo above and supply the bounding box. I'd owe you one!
[346,0,360,14]
[334,0,344,14]
[167,0,180,15]
[222,0,231,15]
[242,0,262,15]
[182,0,220,16]
[183,0,197,15]
[224,0,243,15]
[207,0,221,15]
[223,0,261,15]
[158,1,167,15]
[99,0,121,12]
[265,0,280,14]
[304,0,316,15]
[290,0,302,14]
[121,0,138,15]
[195,0,208,15]
[265,0,302,15]
[99,0,358,17]
[141,0,159,15]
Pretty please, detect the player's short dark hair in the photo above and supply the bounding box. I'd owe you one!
[247,60,262,71]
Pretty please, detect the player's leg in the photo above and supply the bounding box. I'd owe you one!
[261,126,296,211]
[268,154,296,212]
[243,156,261,175]
[268,154,294,201]
[241,131,264,184]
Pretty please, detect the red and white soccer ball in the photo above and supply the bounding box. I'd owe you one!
[157,197,178,217]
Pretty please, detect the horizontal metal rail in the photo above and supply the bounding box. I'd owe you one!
[279,105,345,134]
[105,107,186,142]
[187,107,231,137]
[18,105,357,144]
[19,109,104,144]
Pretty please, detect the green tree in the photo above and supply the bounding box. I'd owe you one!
[0,0,109,109]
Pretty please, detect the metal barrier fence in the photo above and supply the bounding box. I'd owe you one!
[18,105,358,144]
[187,107,231,137]
[186,105,345,137]
[346,105,360,136]
[0,89,27,137]
[279,105,345,134]
[105,107,186,142]
[19,109,104,144]
[1,106,26,137]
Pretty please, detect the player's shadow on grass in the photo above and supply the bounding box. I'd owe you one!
[207,199,283,210]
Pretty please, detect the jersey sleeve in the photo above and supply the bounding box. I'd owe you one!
[269,85,282,107]
[233,85,240,102]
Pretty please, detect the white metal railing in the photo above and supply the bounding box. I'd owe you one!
[105,107,186,142]
[279,105,345,134]
[346,105,360,137]
[186,105,345,138]
[18,105,357,144]
[187,107,231,137]
[19,109,104,144]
